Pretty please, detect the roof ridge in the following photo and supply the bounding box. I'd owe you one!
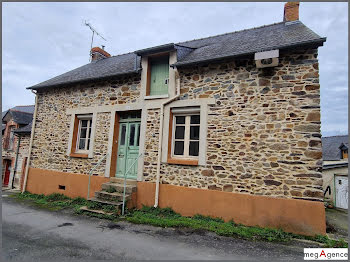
[322,135,348,138]
[177,21,286,46]
[10,109,34,114]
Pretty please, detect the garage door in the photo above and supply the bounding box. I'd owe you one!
[335,176,348,209]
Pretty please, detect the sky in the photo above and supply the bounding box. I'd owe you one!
[2,2,348,137]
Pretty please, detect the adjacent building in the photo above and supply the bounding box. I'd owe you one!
[23,3,327,235]
[322,135,348,210]
[2,105,34,189]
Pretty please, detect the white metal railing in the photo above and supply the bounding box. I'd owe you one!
[122,153,143,216]
[87,154,108,200]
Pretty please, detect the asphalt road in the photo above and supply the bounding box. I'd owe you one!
[2,191,310,261]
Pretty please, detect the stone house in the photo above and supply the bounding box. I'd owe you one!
[23,3,327,235]
[322,135,348,210]
[2,105,34,189]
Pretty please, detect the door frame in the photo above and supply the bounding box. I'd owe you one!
[3,159,12,187]
[109,110,142,180]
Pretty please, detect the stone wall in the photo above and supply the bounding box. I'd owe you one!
[30,47,323,201]
[30,75,141,176]
[143,48,323,201]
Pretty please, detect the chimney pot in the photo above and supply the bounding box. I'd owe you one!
[284,2,300,22]
[90,46,111,62]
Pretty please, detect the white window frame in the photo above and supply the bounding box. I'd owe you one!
[171,108,200,160]
[75,115,93,153]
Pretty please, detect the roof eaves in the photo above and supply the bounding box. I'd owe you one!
[172,37,327,68]
[134,43,175,56]
[27,68,142,90]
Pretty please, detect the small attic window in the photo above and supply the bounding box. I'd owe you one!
[341,149,348,159]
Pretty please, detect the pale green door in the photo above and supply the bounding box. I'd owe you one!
[116,120,141,180]
[150,56,169,96]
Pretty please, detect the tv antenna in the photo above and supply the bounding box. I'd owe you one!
[84,20,107,61]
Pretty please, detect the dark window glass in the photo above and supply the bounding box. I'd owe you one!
[80,128,87,139]
[174,141,184,155]
[81,120,88,127]
[87,138,90,150]
[176,116,185,124]
[129,124,135,146]
[190,126,200,140]
[190,115,200,124]
[136,125,140,146]
[120,125,126,145]
[79,139,86,150]
[189,141,199,156]
[175,126,185,139]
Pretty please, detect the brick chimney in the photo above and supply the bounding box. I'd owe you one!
[284,2,300,22]
[90,46,111,62]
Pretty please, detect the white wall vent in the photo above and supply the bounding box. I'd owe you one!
[255,49,279,68]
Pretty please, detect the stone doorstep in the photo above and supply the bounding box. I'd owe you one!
[95,191,131,202]
[89,197,123,206]
[109,177,137,186]
[79,206,115,216]
[101,182,136,194]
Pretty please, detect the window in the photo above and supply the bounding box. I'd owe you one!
[147,56,169,96]
[7,126,15,150]
[76,117,92,152]
[70,114,93,158]
[342,149,348,159]
[168,107,201,165]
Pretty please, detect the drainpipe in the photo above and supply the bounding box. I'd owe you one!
[154,72,180,208]
[11,135,21,189]
[22,90,38,193]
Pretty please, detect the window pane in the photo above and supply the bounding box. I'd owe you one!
[189,141,199,156]
[81,120,88,127]
[176,116,185,124]
[87,138,90,150]
[190,126,200,140]
[129,124,135,146]
[87,127,92,139]
[190,115,200,124]
[136,125,140,146]
[175,126,185,139]
[80,128,87,139]
[174,141,184,155]
[120,125,126,145]
[78,139,86,150]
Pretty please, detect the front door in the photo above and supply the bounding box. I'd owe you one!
[3,160,11,187]
[116,112,141,180]
[335,176,348,209]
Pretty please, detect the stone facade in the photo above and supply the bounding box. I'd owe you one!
[29,47,323,201]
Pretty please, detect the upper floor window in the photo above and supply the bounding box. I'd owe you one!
[147,55,169,96]
[5,126,15,150]
[342,149,348,159]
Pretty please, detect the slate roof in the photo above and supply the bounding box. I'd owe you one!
[14,121,32,135]
[3,109,34,125]
[322,135,349,161]
[27,20,325,90]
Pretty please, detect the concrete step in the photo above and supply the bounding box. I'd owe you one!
[110,177,137,185]
[79,206,115,216]
[101,182,136,194]
[95,191,131,202]
[89,197,123,207]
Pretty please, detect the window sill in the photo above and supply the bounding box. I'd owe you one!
[144,94,169,100]
[70,152,89,158]
[167,158,198,166]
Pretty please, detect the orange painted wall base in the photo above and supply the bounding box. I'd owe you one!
[25,167,109,199]
[136,182,326,236]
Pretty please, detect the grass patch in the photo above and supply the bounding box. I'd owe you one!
[126,206,348,247]
[10,192,348,248]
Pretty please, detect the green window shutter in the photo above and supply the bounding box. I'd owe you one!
[150,56,169,96]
